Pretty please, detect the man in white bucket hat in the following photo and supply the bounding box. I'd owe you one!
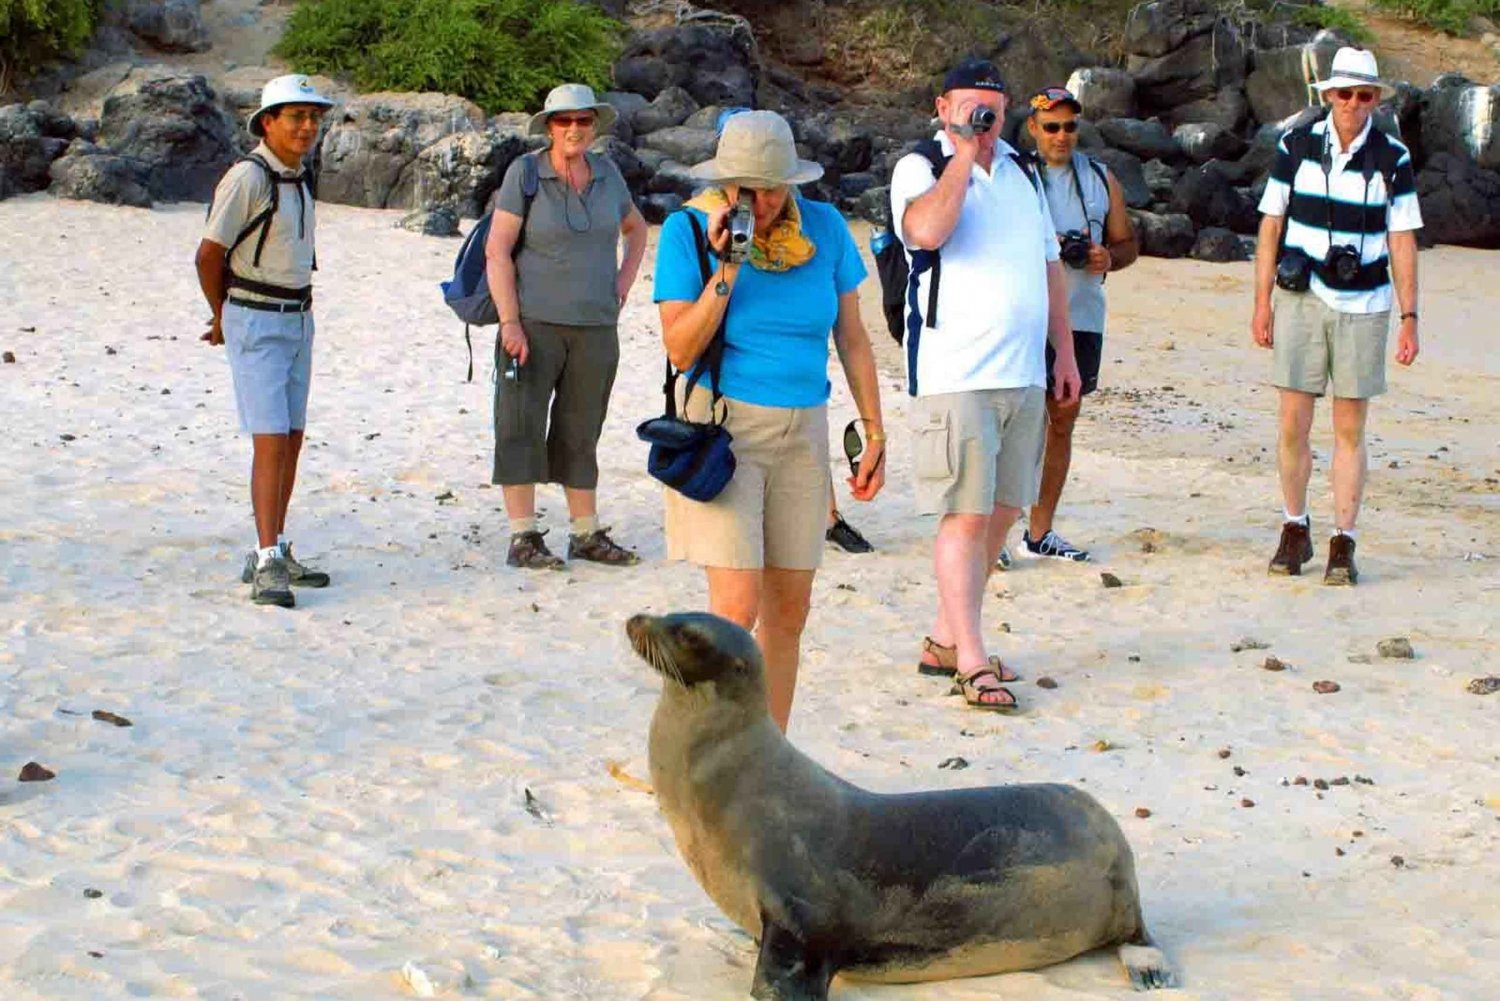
[195,74,335,608]
[1251,47,1422,586]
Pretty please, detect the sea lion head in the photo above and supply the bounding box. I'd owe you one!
[626,612,765,703]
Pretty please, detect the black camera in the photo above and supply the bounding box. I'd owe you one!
[1275,247,1313,292]
[1059,230,1092,269]
[968,106,996,134]
[1322,244,1362,286]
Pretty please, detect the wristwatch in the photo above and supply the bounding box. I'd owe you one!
[1399,311,1418,321]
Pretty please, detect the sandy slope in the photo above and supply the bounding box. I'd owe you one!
[0,195,1496,1000]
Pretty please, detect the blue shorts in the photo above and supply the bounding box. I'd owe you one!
[222,302,315,434]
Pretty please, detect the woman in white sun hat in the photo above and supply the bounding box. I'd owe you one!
[485,83,648,571]
[652,109,887,732]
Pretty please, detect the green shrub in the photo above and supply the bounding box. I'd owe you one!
[1368,0,1500,36]
[275,0,623,113]
[0,0,100,94]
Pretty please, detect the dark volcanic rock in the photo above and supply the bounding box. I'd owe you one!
[1098,117,1180,161]
[0,102,75,199]
[619,25,757,109]
[49,143,154,207]
[319,93,486,210]
[1067,67,1136,120]
[1092,148,1152,208]
[126,0,211,54]
[1175,122,1247,164]
[411,128,527,217]
[1170,163,1258,233]
[1421,75,1500,171]
[632,86,698,136]
[96,73,236,202]
[1129,209,1196,258]
[1416,153,1500,248]
[1190,226,1248,261]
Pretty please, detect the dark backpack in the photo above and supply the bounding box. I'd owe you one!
[440,153,540,381]
[210,152,318,301]
[874,140,1041,347]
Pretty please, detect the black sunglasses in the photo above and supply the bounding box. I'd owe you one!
[1040,121,1079,134]
[842,420,885,477]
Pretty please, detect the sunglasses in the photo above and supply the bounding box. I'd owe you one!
[1040,120,1079,134]
[842,420,885,478]
[549,114,597,127]
[1334,88,1377,104]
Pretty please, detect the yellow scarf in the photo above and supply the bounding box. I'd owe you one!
[684,188,816,272]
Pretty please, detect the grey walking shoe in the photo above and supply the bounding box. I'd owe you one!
[241,545,331,587]
[251,556,295,608]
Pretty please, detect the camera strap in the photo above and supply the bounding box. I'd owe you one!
[1320,128,1371,267]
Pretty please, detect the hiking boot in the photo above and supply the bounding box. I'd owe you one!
[1268,519,1314,576]
[240,544,331,588]
[826,513,873,554]
[250,556,295,608]
[1324,534,1359,586]
[567,527,640,566]
[1023,529,1090,562]
[507,529,565,570]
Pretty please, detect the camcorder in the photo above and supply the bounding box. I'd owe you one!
[941,105,998,140]
[1059,230,1092,269]
[725,191,754,264]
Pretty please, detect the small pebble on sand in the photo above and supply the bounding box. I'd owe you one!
[2,351,15,363]
[1241,798,1255,808]
[1135,807,1152,818]
[1218,748,1232,759]
[18,762,55,782]
[1100,572,1124,588]
[1466,676,1499,696]
[1231,637,1270,652]
[1376,637,1415,660]
[1313,680,1341,694]
[1036,677,1059,690]
[1262,656,1288,672]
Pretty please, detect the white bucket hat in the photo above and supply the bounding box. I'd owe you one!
[248,74,334,137]
[689,110,824,188]
[526,83,618,136]
[1313,47,1395,101]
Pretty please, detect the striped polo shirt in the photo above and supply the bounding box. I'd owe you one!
[1258,117,1422,314]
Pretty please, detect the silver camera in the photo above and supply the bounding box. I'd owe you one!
[941,105,998,140]
[726,191,754,264]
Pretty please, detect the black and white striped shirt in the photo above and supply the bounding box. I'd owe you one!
[1258,118,1422,314]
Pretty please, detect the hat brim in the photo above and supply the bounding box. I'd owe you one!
[688,159,825,187]
[249,96,335,137]
[1315,76,1396,100]
[527,103,618,136]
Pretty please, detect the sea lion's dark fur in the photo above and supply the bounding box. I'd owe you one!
[627,611,1176,999]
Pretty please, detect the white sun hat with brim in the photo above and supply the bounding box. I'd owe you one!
[1313,47,1396,101]
[689,110,824,188]
[248,74,335,137]
[526,83,618,136]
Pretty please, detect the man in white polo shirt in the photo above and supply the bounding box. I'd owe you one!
[1251,47,1422,586]
[196,75,334,608]
[891,57,1081,713]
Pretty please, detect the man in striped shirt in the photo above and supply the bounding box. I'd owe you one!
[1250,47,1422,586]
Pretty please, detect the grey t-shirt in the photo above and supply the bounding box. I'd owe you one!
[1041,155,1110,336]
[496,150,633,326]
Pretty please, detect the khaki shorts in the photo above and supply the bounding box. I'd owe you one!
[911,387,1046,516]
[664,388,830,571]
[1272,290,1389,399]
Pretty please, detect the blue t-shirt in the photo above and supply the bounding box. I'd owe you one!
[653,196,867,408]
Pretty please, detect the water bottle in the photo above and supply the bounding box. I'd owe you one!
[869,227,892,257]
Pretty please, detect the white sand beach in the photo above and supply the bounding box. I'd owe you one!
[1,194,1496,1000]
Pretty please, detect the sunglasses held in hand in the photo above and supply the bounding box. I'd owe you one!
[843,420,885,478]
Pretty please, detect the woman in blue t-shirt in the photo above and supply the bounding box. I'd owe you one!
[653,110,887,732]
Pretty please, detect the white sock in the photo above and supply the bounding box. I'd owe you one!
[1283,509,1309,525]
[257,545,280,567]
[571,515,599,537]
[509,516,537,536]
[1333,527,1356,540]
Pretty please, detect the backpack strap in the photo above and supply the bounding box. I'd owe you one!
[908,139,951,331]
[512,153,540,258]
[224,155,279,267]
[662,212,727,423]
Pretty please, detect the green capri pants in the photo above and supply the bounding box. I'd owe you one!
[492,318,620,489]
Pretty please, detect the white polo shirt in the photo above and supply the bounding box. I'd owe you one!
[890,133,1059,396]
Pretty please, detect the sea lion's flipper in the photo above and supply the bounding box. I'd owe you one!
[1119,940,1177,991]
[750,915,834,1001]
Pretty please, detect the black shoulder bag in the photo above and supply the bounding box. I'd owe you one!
[635,213,736,502]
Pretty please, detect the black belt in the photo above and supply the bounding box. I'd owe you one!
[227,296,313,314]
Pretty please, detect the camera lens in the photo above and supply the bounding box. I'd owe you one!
[969,106,996,133]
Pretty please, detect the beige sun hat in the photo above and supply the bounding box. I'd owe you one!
[689,110,824,187]
[1313,47,1396,101]
[248,74,334,137]
[526,83,618,136]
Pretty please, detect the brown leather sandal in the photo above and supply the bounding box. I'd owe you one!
[951,666,1021,713]
[917,637,1021,683]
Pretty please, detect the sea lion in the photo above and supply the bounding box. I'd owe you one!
[626,611,1176,1000]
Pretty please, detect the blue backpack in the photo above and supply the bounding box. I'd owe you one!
[440,153,539,381]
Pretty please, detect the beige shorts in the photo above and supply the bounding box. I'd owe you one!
[664,388,830,571]
[1272,289,1389,399]
[911,387,1046,516]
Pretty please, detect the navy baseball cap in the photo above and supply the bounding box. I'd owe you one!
[942,57,1006,95]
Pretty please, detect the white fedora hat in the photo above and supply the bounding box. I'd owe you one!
[526,83,618,136]
[248,74,334,137]
[1314,47,1395,101]
[689,110,824,188]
